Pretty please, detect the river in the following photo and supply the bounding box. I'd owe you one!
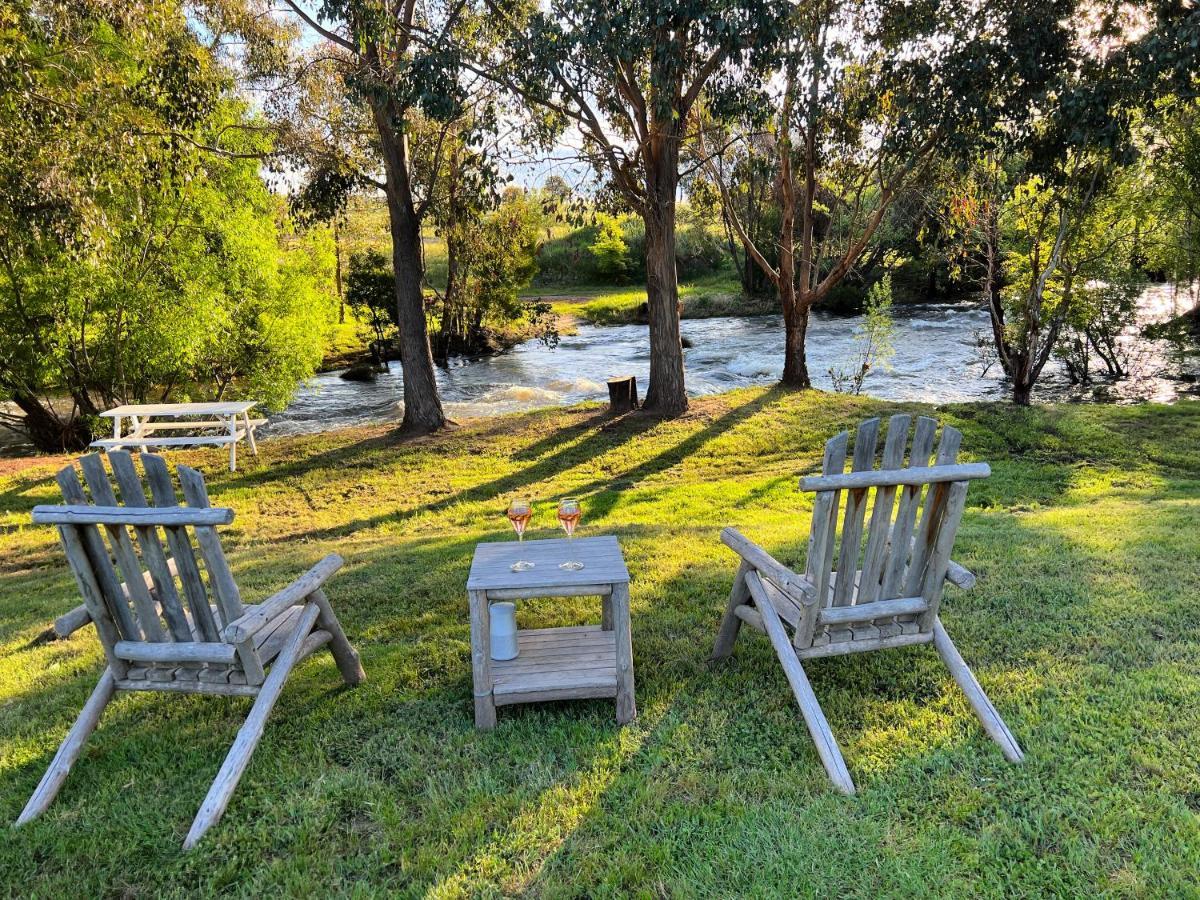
[263,283,1198,437]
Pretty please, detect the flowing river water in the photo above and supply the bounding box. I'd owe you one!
[1,285,1193,455]
[264,283,1198,437]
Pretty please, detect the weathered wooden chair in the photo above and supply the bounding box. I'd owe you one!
[712,415,1023,794]
[16,451,365,849]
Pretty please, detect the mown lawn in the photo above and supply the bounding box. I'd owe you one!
[1,390,1199,897]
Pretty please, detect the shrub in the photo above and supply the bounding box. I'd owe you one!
[676,225,727,280]
[589,214,633,282]
[346,250,397,365]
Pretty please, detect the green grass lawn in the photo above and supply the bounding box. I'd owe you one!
[1,391,1199,896]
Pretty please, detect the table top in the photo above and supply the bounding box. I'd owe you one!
[101,401,258,418]
[467,535,629,592]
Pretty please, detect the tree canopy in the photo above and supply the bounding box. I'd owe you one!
[0,0,335,450]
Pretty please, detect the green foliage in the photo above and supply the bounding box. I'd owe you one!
[435,191,551,355]
[0,0,335,449]
[456,193,543,325]
[1057,280,1141,384]
[1141,98,1200,298]
[346,249,397,364]
[829,274,896,395]
[532,223,602,286]
[676,223,727,281]
[588,214,632,283]
[542,175,573,202]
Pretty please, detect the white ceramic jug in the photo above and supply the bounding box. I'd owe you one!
[490,601,519,661]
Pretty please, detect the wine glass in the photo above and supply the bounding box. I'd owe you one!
[507,498,535,572]
[557,498,584,571]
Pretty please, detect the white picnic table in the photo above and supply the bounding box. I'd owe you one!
[90,402,264,472]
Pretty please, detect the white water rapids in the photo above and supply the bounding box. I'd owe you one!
[264,284,1197,436]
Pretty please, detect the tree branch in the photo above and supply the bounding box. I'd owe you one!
[280,0,356,53]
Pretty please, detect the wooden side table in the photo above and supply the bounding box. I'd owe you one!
[466,536,635,729]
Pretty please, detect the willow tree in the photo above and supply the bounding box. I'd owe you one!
[0,0,335,452]
[486,0,784,415]
[693,0,1076,388]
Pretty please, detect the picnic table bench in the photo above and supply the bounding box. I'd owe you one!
[90,402,264,472]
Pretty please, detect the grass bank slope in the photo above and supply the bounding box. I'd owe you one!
[541,274,777,326]
[1,391,1198,896]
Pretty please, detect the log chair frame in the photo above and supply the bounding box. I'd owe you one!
[712,415,1024,794]
[15,451,365,849]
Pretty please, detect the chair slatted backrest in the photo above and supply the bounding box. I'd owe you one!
[799,416,986,645]
[35,451,257,684]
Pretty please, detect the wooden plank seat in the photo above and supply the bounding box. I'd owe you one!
[14,451,365,849]
[712,415,1025,795]
[123,419,268,432]
[91,433,249,448]
[117,604,318,690]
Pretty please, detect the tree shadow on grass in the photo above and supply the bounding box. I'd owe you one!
[4,481,1200,892]
[7,402,1199,892]
[509,496,1200,895]
[212,389,788,546]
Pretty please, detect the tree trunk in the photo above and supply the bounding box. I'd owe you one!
[372,101,446,434]
[1011,367,1033,405]
[640,132,687,416]
[436,232,460,365]
[782,297,811,388]
[775,92,809,391]
[9,392,93,452]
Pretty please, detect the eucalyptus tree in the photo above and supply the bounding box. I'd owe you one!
[693,0,1075,388]
[484,0,786,415]
[277,0,485,433]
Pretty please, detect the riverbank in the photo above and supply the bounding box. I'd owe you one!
[2,390,1199,894]
[319,312,562,374]
[320,276,769,372]
[536,274,778,327]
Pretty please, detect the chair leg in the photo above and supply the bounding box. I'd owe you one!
[933,619,1024,763]
[184,603,321,850]
[310,588,365,685]
[711,561,751,661]
[16,669,117,826]
[750,574,856,795]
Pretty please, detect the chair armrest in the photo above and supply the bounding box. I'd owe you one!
[223,554,344,643]
[945,559,976,590]
[720,527,816,603]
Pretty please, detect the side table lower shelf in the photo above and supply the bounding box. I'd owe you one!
[490,625,617,706]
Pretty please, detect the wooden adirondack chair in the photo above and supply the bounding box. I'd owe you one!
[712,415,1023,794]
[16,451,365,849]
